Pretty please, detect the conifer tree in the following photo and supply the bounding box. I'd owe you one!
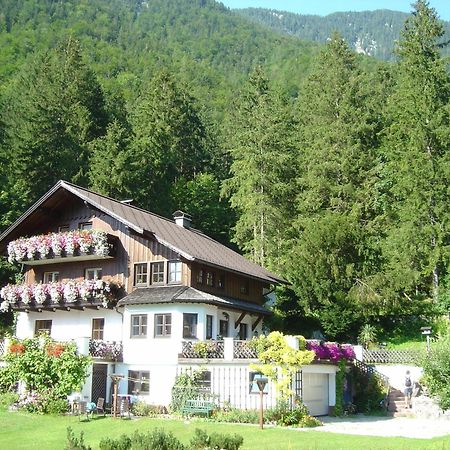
[223,67,295,269]
[381,1,450,305]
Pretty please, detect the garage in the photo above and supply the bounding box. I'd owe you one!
[302,372,329,416]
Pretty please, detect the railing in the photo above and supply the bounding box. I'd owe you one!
[0,340,5,358]
[180,340,224,359]
[363,349,421,365]
[233,340,257,359]
[89,339,123,362]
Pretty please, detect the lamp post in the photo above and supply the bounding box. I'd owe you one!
[256,376,268,430]
[109,374,124,418]
[420,326,432,353]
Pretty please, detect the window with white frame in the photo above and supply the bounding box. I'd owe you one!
[92,318,104,340]
[43,271,59,283]
[128,370,150,395]
[183,313,198,339]
[206,315,213,340]
[154,313,172,337]
[206,272,214,287]
[85,268,102,280]
[134,263,148,286]
[197,370,211,393]
[35,320,52,336]
[168,261,182,283]
[130,314,147,338]
[151,262,165,284]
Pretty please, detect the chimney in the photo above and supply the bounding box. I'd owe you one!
[173,210,192,229]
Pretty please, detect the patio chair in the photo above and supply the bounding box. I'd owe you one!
[93,397,106,417]
[119,397,131,419]
[76,401,91,422]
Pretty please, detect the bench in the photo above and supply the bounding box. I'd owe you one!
[181,399,215,417]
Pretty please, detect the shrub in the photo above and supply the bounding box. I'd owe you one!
[99,435,132,450]
[17,390,68,414]
[0,392,18,410]
[352,365,387,413]
[190,428,244,450]
[299,416,322,427]
[131,401,167,417]
[212,407,259,424]
[170,370,206,413]
[277,402,310,426]
[66,427,92,450]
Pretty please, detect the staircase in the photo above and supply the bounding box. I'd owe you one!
[387,388,414,417]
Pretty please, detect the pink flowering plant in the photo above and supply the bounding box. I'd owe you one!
[306,341,355,362]
[0,280,120,311]
[7,230,110,263]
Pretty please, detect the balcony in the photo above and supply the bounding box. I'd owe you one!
[89,339,123,362]
[7,230,116,266]
[0,279,122,312]
[179,338,257,360]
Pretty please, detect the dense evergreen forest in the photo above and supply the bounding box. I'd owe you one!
[0,0,449,342]
[236,7,450,61]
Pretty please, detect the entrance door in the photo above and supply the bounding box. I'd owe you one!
[91,363,108,404]
[302,373,329,416]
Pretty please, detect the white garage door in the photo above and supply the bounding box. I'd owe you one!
[302,373,329,416]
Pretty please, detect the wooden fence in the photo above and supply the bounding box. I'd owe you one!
[363,349,420,364]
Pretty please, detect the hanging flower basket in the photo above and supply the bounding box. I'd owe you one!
[7,230,110,264]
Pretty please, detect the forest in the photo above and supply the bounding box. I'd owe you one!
[0,0,449,343]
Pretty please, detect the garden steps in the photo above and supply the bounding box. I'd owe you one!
[387,388,413,415]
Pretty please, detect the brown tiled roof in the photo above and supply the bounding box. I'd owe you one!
[0,181,285,284]
[117,285,272,316]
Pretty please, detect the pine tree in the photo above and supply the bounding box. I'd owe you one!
[4,37,108,205]
[222,66,295,269]
[381,1,450,305]
[128,69,209,215]
[287,34,381,339]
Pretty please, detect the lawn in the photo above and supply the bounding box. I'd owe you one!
[1,410,449,450]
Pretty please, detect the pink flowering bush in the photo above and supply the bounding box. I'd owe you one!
[306,341,355,362]
[7,230,109,263]
[0,280,119,311]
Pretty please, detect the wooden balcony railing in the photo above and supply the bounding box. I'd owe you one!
[89,339,123,362]
[233,340,258,359]
[180,340,225,359]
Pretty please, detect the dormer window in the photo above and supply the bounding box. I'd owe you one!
[151,262,165,284]
[196,269,204,285]
[206,272,214,287]
[134,263,148,286]
[168,261,182,284]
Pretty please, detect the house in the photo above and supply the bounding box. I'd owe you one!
[0,181,337,416]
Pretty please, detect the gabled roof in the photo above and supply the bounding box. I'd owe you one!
[0,181,286,284]
[117,285,272,316]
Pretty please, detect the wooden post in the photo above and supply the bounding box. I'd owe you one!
[113,381,118,418]
[259,389,264,430]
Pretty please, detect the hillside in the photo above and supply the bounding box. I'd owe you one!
[234,7,450,61]
[0,0,319,115]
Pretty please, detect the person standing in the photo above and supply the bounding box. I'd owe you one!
[404,370,413,408]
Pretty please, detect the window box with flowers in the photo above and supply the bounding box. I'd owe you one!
[6,230,116,265]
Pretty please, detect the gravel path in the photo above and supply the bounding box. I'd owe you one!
[312,415,450,439]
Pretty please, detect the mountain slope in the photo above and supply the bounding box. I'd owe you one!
[234,8,450,61]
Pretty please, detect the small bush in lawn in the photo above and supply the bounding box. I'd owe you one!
[0,392,18,410]
[212,407,259,424]
[65,427,92,450]
[190,428,244,450]
[131,401,167,416]
[99,435,132,450]
[133,429,184,450]
[277,402,309,426]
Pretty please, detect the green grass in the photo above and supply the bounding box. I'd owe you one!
[1,410,449,450]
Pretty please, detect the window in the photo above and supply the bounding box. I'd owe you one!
[92,318,105,340]
[183,313,198,339]
[85,268,102,280]
[128,370,150,395]
[134,263,148,286]
[206,315,213,340]
[79,222,93,230]
[197,371,211,393]
[196,269,204,285]
[43,271,59,283]
[151,262,165,285]
[206,272,214,287]
[58,225,70,232]
[239,323,248,341]
[240,281,249,295]
[168,261,182,284]
[217,274,225,290]
[130,314,147,338]
[219,320,229,338]
[35,320,52,336]
[154,313,172,337]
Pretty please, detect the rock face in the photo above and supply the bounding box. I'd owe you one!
[412,395,450,420]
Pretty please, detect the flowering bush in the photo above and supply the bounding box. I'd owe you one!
[7,230,110,263]
[306,341,355,362]
[0,279,119,312]
[9,342,25,354]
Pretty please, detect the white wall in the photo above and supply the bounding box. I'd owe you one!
[372,364,423,391]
